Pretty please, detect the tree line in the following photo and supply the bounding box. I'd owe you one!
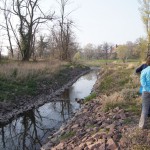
[79,37,147,63]
[0,0,150,62]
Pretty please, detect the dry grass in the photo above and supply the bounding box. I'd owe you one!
[0,60,68,80]
[126,63,137,69]
[101,88,140,113]
[96,63,141,112]
[101,92,125,112]
[0,60,70,101]
[122,128,150,149]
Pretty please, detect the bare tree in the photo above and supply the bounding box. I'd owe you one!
[0,0,54,61]
[102,42,110,65]
[116,45,130,63]
[139,0,150,56]
[83,43,95,60]
[0,45,2,61]
[0,0,14,58]
[37,35,48,58]
[56,0,77,61]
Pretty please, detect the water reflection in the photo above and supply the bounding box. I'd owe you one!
[0,70,98,150]
[0,100,72,150]
[68,70,98,108]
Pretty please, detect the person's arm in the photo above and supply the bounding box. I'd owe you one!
[136,64,144,73]
[140,71,146,87]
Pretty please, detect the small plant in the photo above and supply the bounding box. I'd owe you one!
[84,92,96,103]
[123,118,133,124]
[125,104,141,115]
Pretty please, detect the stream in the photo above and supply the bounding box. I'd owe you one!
[0,69,99,150]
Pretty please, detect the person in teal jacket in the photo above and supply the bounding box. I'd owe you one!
[136,62,150,117]
[139,56,150,129]
[136,63,148,94]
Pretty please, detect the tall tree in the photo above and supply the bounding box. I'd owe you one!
[102,42,110,65]
[56,0,76,61]
[0,0,14,58]
[116,45,130,63]
[135,37,147,60]
[0,0,54,61]
[139,0,150,56]
[37,35,48,58]
[83,43,94,60]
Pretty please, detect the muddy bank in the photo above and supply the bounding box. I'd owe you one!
[0,66,90,126]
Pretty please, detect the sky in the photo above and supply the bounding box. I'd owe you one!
[0,0,146,55]
[42,0,146,47]
[72,0,146,46]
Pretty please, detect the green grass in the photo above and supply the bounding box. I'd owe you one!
[124,104,141,115]
[0,78,37,101]
[85,124,96,128]
[80,59,139,67]
[84,93,96,103]
[60,131,76,140]
[123,118,133,124]
[99,68,132,95]
[104,101,126,112]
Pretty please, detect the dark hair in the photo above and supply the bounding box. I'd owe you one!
[146,56,150,66]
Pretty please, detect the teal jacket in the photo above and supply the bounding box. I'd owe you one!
[140,66,150,92]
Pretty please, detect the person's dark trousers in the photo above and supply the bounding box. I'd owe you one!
[139,92,150,128]
[140,93,150,117]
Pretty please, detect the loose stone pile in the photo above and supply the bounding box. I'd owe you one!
[41,98,136,150]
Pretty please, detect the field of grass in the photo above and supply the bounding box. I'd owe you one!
[80,59,139,67]
[0,60,69,102]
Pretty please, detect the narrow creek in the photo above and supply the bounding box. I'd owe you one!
[0,69,99,150]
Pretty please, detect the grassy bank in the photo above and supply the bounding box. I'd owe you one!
[0,60,87,102]
[79,59,141,114]
[95,63,141,113]
[95,63,150,149]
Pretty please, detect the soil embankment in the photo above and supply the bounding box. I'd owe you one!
[0,65,90,126]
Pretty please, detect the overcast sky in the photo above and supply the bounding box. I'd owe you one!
[42,0,146,47]
[0,0,146,55]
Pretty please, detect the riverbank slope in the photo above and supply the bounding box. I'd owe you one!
[0,62,90,125]
[42,63,150,150]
